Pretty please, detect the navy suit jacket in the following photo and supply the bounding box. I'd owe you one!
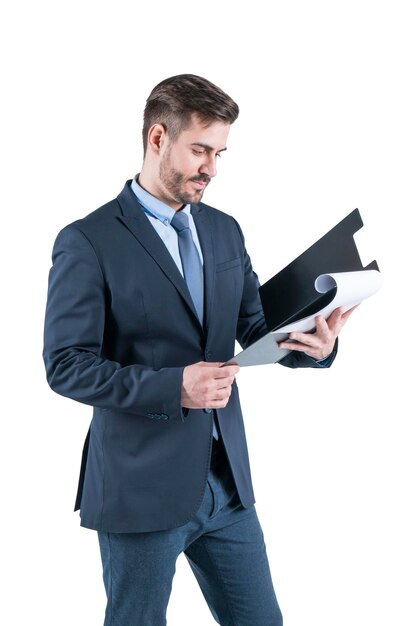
[43,181,333,533]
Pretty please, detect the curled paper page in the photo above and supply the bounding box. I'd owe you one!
[276,269,383,335]
[226,269,383,367]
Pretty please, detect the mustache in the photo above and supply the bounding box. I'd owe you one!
[189,175,211,184]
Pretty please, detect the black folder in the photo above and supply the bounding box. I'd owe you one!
[227,209,381,366]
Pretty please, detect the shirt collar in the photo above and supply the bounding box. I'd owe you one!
[131,176,191,225]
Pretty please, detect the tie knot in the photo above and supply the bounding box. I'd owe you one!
[171,210,190,233]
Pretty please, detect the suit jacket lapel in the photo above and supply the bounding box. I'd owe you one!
[116,182,201,327]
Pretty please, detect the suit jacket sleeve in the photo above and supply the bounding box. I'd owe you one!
[43,225,185,420]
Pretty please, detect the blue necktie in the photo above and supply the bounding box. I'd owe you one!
[171,210,219,439]
[171,210,204,325]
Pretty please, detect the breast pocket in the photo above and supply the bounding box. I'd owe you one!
[216,257,242,273]
[215,257,243,315]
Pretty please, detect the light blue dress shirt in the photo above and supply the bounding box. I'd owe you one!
[130,177,203,276]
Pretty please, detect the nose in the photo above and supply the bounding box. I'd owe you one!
[199,154,217,178]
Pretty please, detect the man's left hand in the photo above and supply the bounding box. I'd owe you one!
[278,305,358,361]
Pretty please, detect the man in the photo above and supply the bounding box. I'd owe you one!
[43,74,353,626]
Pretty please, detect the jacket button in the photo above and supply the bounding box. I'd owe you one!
[203,408,212,414]
[205,351,212,360]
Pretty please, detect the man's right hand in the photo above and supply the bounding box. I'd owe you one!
[181,362,240,409]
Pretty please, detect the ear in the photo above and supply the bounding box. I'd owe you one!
[147,123,168,155]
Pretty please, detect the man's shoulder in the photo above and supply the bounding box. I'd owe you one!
[51,192,125,252]
[63,180,136,230]
[72,197,121,228]
[58,182,132,241]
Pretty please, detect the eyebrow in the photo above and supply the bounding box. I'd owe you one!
[190,142,228,153]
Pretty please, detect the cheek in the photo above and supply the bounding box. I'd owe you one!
[174,151,200,177]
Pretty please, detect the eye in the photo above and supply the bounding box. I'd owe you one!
[215,152,222,158]
[192,149,205,156]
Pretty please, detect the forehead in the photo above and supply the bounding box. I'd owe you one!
[178,114,230,149]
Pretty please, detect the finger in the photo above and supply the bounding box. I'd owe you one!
[208,387,233,405]
[279,340,313,353]
[341,304,359,321]
[287,331,320,348]
[322,307,343,329]
[214,365,240,378]
[326,305,358,336]
[314,315,331,332]
[214,376,235,390]
[325,309,347,335]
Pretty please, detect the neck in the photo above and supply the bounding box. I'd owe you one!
[138,170,182,211]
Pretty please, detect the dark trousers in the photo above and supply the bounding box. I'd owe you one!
[98,438,283,625]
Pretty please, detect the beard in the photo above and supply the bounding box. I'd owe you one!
[159,149,211,206]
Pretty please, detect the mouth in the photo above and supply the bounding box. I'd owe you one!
[192,180,207,190]
[189,176,210,191]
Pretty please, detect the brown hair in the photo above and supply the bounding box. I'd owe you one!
[142,74,239,153]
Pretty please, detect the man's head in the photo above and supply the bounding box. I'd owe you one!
[142,74,239,155]
[139,75,239,209]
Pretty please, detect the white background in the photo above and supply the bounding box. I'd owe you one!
[1,1,417,624]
